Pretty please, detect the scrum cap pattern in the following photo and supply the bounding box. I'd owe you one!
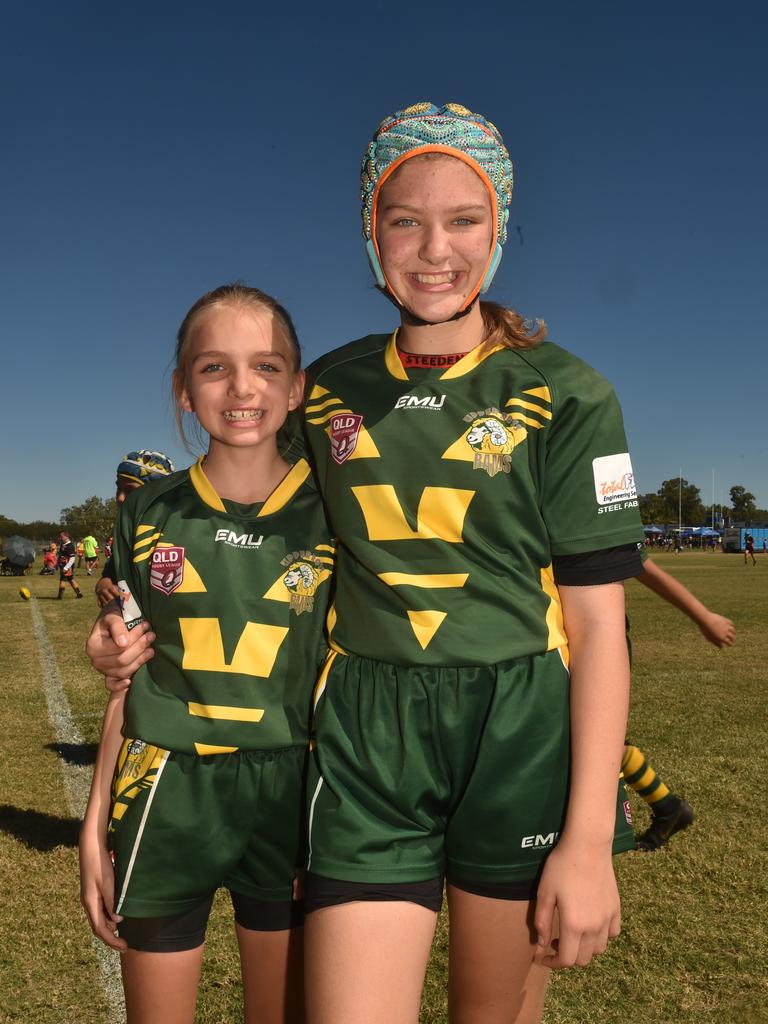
[360,102,513,245]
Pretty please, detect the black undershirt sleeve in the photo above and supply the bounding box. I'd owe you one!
[552,543,643,586]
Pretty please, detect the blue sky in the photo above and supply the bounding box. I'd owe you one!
[2,1,766,523]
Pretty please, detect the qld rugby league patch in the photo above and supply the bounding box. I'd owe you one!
[150,545,185,595]
[330,413,363,465]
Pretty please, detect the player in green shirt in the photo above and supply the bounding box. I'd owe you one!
[294,103,644,1024]
[82,533,99,575]
[80,285,332,1024]
[86,105,644,1023]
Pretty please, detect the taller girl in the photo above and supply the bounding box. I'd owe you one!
[301,103,644,1022]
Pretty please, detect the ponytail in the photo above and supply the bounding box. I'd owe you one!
[479,301,546,351]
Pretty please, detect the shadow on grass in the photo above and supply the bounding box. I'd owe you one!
[0,805,80,850]
[46,742,97,766]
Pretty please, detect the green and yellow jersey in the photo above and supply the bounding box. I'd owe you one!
[304,332,642,667]
[113,458,334,755]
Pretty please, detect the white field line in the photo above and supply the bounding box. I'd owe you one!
[29,596,126,1022]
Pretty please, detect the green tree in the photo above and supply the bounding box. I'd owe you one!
[656,478,705,524]
[639,492,666,524]
[60,496,118,542]
[729,485,757,521]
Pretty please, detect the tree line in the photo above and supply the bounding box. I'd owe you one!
[0,496,117,543]
[2,482,765,543]
[639,481,766,526]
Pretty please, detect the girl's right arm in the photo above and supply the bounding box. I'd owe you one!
[79,692,128,950]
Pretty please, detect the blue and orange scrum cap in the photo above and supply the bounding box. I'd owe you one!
[360,102,514,310]
[116,450,175,485]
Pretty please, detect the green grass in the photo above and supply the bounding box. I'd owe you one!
[1,553,766,1022]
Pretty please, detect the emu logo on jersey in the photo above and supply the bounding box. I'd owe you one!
[330,413,363,465]
[463,409,522,477]
[150,545,185,595]
[521,831,560,849]
[281,551,323,614]
[394,394,446,411]
[214,529,264,549]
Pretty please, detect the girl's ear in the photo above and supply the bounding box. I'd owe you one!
[174,369,194,413]
[288,369,305,412]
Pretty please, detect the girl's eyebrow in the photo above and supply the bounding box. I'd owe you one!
[380,203,489,214]
[192,349,287,362]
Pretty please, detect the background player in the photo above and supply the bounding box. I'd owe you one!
[623,556,735,850]
[57,530,83,599]
[96,450,175,606]
[80,285,332,1024]
[82,532,99,575]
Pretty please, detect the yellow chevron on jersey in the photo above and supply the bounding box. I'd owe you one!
[378,571,469,588]
[188,702,265,722]
[352,485,475,542]
[179,619,289,677]
[407,609,447,649]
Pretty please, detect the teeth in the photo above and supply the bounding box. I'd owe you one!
[224,410,263,420]
[413,272,458,284]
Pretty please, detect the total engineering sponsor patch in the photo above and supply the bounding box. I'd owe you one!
[592,453,638,514]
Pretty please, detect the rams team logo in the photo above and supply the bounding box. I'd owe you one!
[463,409,525,476]
[281,551,323,614]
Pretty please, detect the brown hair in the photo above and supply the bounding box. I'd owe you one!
[172,283,302,452]
[479,301,547,351]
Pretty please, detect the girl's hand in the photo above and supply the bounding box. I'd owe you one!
[699,611,735,648]
[95,578,121,608]
[79,829,126,951]
[85,602,155,686]
[533,840,621,969]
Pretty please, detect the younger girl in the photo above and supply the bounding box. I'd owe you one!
[80,284,333,1024]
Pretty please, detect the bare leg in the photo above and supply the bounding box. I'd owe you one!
[121,945,204,1024]
[305,902,437,1024]
[447,886,552,1024]
[236,923,305,1024]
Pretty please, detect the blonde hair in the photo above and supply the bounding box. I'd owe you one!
[172,283,302,453]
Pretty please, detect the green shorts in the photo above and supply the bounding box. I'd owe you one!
[307,649,634,885]
[109,738,307,917]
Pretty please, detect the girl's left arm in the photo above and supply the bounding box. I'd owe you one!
[534,581,629,969]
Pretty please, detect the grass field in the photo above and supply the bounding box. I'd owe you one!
[1,553,766,1023]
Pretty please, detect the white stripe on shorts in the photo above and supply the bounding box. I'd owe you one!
[115,749,171,914]
[306,775,325,871]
